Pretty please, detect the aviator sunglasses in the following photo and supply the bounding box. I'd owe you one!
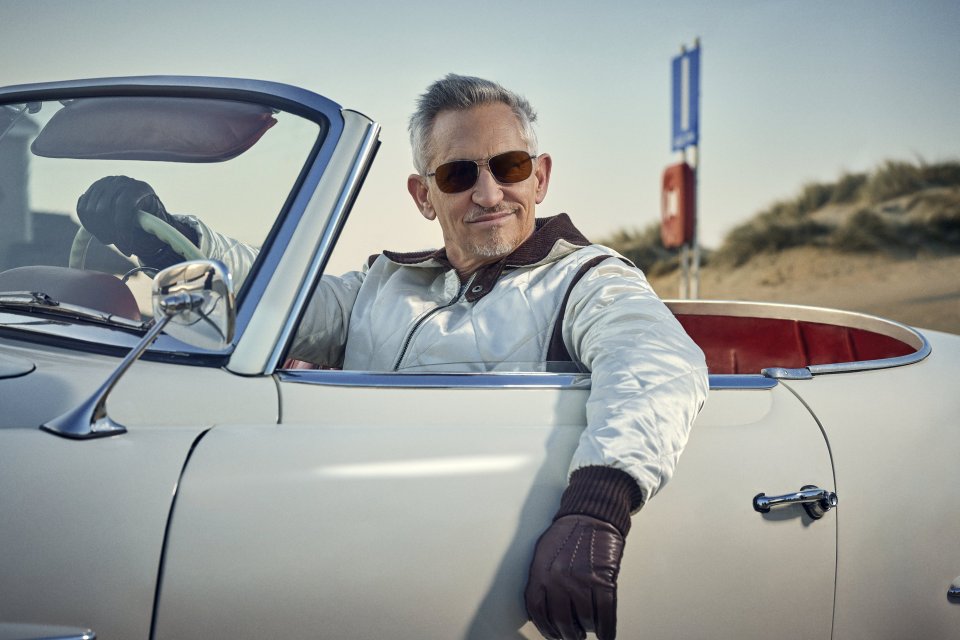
[427,150,538,194]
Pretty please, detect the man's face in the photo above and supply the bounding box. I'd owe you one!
[407,103,552,275]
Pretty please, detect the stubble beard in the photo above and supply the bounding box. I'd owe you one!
[470,231,517,258]
[466,206,524,259]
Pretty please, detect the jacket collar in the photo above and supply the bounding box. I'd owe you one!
[380,214,591,301]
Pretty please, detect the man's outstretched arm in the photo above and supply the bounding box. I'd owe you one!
[525,255,708,640]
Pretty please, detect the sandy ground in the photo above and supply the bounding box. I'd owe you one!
[646,248,960,335]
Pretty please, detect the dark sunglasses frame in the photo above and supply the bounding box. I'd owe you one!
[427,150,538,194]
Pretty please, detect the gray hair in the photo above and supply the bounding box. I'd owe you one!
[408,74,539,175]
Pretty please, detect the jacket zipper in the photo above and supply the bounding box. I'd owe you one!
[392,273,477,371]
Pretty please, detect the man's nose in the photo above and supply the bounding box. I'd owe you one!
[472,166,503,208]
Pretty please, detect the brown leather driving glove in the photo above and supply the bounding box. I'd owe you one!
[524,514,625,640]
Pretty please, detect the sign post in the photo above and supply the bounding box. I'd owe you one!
[668,39,701,299]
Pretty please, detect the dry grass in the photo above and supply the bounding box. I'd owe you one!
[600,223,683,276]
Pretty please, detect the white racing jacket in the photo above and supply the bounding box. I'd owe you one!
[190,213,708,504]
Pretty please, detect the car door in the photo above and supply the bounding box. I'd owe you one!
[618,377,836,639]
[0,339,277,640]
[151,372,835,640]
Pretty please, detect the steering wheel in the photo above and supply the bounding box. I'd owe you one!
[70,209,205,274]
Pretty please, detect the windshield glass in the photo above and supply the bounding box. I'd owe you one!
[0,95,322,322]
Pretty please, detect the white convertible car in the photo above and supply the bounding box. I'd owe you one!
[0,78,958,640]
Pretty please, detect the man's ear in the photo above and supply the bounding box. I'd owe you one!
[407,174,436,221]
[533,153,552,204]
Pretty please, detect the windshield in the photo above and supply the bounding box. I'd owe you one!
[0,95,322,323]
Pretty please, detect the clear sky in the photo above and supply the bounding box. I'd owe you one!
[2,0,958,264]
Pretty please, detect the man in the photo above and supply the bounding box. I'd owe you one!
[77,74,708,640]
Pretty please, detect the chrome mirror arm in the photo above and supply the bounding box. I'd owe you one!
[40,260,234,440]
[40,293,203,439]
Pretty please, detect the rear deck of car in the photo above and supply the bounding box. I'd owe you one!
[667,300,926,375]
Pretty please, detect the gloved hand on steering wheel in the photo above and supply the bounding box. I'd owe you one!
[77,175,200,269]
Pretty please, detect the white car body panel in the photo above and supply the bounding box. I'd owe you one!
[0,338,279,428]
[784,329,960,639]
[151,380,834,639]
[620,383,835,639]
[0,427,203,639]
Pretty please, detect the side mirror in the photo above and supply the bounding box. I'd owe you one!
[153,260,235,350]
[42,260,235,439]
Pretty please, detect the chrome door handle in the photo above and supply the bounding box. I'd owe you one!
[753,484,838,520]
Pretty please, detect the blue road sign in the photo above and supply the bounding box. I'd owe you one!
[672,45,700,151]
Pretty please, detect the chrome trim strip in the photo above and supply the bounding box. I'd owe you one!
[277,369,592,389]
[0,623,95,640]
[709,374,778,390]
[762,367,814,380]
[665,299,932,373]
[277,370,773,391]
[807,337,932,374]
[264,118,381,373]
[0,76,343,119]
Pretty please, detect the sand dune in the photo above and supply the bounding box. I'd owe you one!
[647,247,960,335]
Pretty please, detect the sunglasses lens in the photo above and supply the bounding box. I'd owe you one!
[490,151,533,184]
[434,160,478,193]
[431,151,534,193]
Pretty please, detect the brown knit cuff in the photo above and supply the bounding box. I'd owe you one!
[554,466,644,537]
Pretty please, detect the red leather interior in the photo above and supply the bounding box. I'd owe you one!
[674,314,915,374]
